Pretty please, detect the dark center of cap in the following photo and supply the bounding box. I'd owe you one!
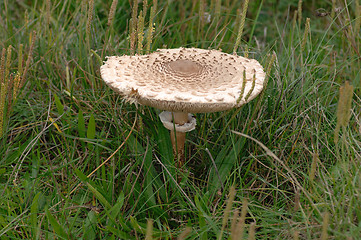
[167,60,201,75]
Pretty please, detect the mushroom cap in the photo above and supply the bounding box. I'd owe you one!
[100,48,265,113]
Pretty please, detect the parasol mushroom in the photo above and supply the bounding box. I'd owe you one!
[100,47,265,167]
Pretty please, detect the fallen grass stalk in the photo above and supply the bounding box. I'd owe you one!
[231,130,320,216]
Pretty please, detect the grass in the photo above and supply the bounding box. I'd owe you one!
[0,0,361,239]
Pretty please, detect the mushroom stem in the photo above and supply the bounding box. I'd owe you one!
[170,112,189,167]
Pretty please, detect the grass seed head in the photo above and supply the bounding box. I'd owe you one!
[107,0,118,26]
[334,81,354,144]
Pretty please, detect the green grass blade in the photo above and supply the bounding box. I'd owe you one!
[78,109,86,139]
[87,113,96,149]
[208,136,245,194]
[45,208,68,239]
[109,191,125,219]
[30,192,41,239]
[53,94,64,115]
[83,211,97,239]
[74,168,112,210]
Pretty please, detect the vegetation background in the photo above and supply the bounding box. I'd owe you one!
[0,0,360,239]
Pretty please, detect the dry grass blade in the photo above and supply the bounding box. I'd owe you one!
[231,130,320,216]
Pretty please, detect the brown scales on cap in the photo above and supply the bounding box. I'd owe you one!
[100,47,266,168]
[100,47,265,113]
